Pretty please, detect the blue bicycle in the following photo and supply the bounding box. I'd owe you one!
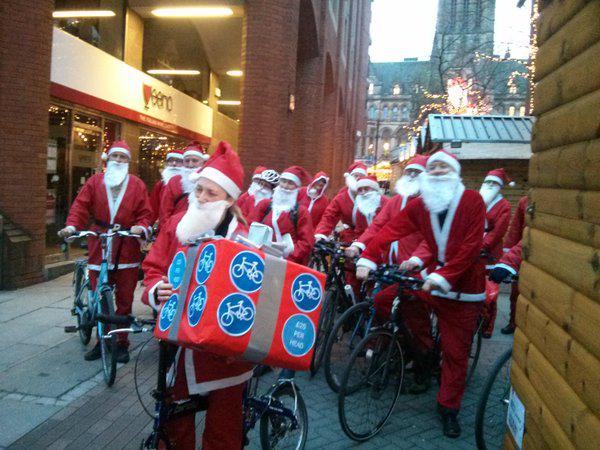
[64,227,141,386]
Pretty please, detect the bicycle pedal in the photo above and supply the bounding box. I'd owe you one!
[64,325,78,333]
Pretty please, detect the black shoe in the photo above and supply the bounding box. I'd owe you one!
[501,325,515,335]
[84,342,102,361]
[115,345,130,364]
[438,405,461,438]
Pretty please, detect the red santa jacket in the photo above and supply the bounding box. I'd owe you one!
[483,195,512,264]
[149,179,164,224]
[66,173,152,270]
[504,196,527,251]
[249,199,315,265]
[298,186,329,227]
[495,240,522,275]
[358,185,486,302]
[142,211,254,395]
[159,175,189,225]
[237,191,256,220]
[314,187,358,242]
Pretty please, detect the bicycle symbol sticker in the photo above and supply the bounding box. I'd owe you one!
[195,244,216,285]
[168,251,186,290]
[229,251,264,293]
[187,285,207,327]
[159,294,179,332]
[291,273,322,312]
[217,293,256,336]
[282,314,315,357]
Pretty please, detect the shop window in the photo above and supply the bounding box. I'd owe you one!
[138,130,187,187]
[54,0,125,60]
[103,119,121,153]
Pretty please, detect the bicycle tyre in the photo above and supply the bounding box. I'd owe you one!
[475,348,513,450]
[338,329,404,442]
[309,288,337,376]
[98,288,118,386]
[140,430,171,450]
[74,264,92,345]
[259,383,308,450]
[466,317,484,385]
[323,302,373,392]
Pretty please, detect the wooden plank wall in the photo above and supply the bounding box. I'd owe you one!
[509,1,600,448]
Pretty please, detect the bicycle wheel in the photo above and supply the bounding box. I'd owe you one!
[475,348,512,450]
[97,289,118,386]
[259,383,308,450]
[338,330,405,442]
[466,317,484,385]
[309,288,337,376]
[140,430,171,449]
[323,302,374,392]
[73,265,92,345]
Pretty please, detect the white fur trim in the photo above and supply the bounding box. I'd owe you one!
[427,272,451,293]
[408,256,424,268]
[494,263,518,276]
[427,152,460,174]
[484,175,504,186]
[350,167,367,176]
[430,183,465,263]
[356,257,377,270]
[107,147,131,158]
[314,233,328,241]
[431,290,486,301]
[486,193,503,213]
[198,166,242,199]
[405,163,425,172]
[66,225,76,233]
[148,280,162,311]
[166,152,183,160]
[280,172,302,187]
[352,241,366,251]
[184,149,209,160]
[356,178,380,191]
[87,262,140,271]
[187,362,255,396]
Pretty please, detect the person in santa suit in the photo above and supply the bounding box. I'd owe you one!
[356,150,486,438]
[236,165,266,218]
[58,141,153,363]
[499,195,527,334]
[249,166,315,265]
[490,240,522,283]
[314,161,368,243]
[142,141,254,450]
[159,141,209,225]
[479,169,513,338]
[148,148,184,226]
[298,171,330,226]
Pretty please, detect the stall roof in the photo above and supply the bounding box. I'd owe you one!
[427,114,533,143]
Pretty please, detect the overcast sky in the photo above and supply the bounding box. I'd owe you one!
[369,0,533,62]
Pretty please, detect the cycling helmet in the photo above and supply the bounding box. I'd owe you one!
[260,169,280,187]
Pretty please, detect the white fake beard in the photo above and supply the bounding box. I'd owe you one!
[479,184,501,206]
[394,175,420,197]
[247,181,261,196]
[419,172,461,214]
[161,166,182,184]
[176,196,231,244]
[254,187,272,205]
[356,191,382,219]
[345,175,358,192]
[272,186,298,213]
[104,161,128,188]
[180,168,196,194]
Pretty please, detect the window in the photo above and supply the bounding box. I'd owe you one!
[509,85,518,94]
[401,105,409,120]
[368,105,376,120]
[392,84,401,95]
[508,106,516,116]
[382,105,389,119]
[519,106,526,116]
[368,83,374,95]
[392,105,399,120]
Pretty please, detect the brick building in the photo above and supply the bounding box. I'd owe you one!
[0,0,370,288]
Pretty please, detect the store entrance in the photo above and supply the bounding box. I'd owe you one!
[69,112,103,201]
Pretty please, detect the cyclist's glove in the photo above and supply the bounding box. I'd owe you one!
[489,266,511,283]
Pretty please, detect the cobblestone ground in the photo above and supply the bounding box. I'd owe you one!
[2,276,513,450]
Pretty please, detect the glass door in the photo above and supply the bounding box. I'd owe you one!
[69,112,103,202]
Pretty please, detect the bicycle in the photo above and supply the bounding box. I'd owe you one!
[220,299,255,326]
[337,267,424,441]
[233,257,264,284]
[64,227,142,386]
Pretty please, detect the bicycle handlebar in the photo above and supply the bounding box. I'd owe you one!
[65,229,142,243]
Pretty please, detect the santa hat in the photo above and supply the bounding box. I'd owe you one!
[356,175,381,192]
[426,150,461,174]
[166,148,184,161]
[345,162,368,178]
[405,154,428,172]
[485,168,515,187]
[193,141,244,199]
[101,140,131,161]
[280,166,312,187]
[308,171,329,193]
[183,141,209,161]
[252,165,267,180]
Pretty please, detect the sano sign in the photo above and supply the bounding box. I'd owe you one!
[50,28,212,142]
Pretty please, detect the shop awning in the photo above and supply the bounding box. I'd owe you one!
[427,114,533,144]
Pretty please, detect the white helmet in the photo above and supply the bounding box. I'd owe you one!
[260,169,280,187]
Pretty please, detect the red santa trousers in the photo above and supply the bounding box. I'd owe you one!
[89,268,138,347]
[482,279,500,336]
[374,286,482,410]
[164,351,244,450]
[508,282,519,328]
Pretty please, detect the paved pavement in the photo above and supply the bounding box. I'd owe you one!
[0,275,513,449]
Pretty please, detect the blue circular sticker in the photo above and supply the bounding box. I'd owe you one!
[195,244,216,285]
[159,294,179,332]
[217,293,256,337]
[282,314,316,357]
[187,285,207,327]
[291,273,323,312]
[229,251,264,293]
[168,251,186,290]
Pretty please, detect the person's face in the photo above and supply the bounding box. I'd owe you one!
[357,186,376,196]
[257,180,273,191]
[403,168,422,179]
[279,179,298,191]
[195,178,229,204]
[165,157,183,168]
[427,161,453,176]
[312,179,327,191]
[483,180,501,189]
[184,155,204,169]
[108,152,129,164]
